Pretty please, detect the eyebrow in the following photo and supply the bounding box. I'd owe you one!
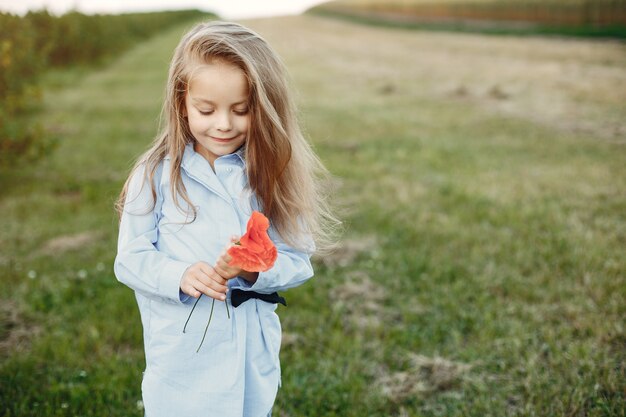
[191,98,248,106]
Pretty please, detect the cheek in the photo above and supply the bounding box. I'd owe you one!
[238,116,251,133]
[188,115,208,132]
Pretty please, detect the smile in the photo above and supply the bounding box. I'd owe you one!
[210,136,237,141]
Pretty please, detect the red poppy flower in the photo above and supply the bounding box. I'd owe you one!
[228,211,277,272]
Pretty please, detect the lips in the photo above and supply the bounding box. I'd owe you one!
[210,136,236,142]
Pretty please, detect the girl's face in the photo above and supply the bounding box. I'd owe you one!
[184,61,250,168]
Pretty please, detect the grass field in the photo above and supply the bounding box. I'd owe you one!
[0,14,625,417]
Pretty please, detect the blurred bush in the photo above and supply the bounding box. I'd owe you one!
[0,13,46,166]
[0,9,209,168]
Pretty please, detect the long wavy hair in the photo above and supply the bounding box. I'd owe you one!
[116,21,338,251]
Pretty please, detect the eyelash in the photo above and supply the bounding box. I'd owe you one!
[198,109,248,116]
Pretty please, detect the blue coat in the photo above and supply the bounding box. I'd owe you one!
[114,144,314,417]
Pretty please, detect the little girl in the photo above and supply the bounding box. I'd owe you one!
[114,21,336,417]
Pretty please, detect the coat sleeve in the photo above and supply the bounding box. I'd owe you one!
[236,226,314,294]
[114,163,191,304]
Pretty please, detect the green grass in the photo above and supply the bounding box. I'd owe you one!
[1,15,625,417]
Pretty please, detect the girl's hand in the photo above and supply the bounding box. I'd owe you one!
[214,236,259,284]
[180,262,229,300]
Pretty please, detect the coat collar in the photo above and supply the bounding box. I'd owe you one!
[180,143,246,166]
[179,143,246,203]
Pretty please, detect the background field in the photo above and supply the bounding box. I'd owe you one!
[1,12,625,417]
[311,0,626,37]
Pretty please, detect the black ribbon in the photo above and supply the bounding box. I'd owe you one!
[230,289,287,308]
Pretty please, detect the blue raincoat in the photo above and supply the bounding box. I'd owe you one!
[114,144,314,417]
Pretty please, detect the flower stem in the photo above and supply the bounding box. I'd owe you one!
[183,294,202,333]
[225,296,230,319]
[196,298,215,352]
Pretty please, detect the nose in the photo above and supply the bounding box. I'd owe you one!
[216,111,232,132]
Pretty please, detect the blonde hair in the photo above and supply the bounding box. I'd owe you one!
[116,21,338,251]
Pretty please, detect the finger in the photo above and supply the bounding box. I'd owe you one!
[211,269,229,285]
[197,262,214,277]
[220,250,233,264]
[216,255,232,270]
[213,264,226,278]
[196,272,228,292]
[198,263,227,285]
[206,278,228,294]
[217,255,241,275]
[214,264,237,280]
[182,283,202,299]
[194,282,227,301]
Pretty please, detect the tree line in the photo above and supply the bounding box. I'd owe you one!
[0,9,210,168]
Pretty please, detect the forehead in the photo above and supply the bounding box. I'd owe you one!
[187,61,249,102]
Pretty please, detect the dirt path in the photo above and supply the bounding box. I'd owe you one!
[245,15,626,142]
